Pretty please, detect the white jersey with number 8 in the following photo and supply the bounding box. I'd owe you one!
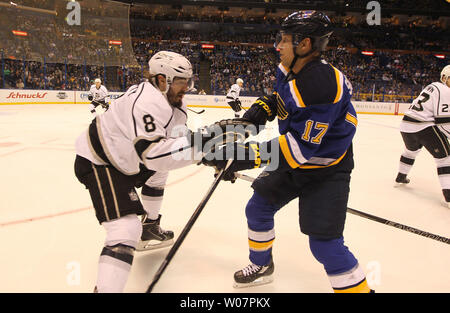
[76,82,200,175]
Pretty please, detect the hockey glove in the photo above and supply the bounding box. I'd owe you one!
[88,95,93,101]
[229,100,242,112]
[243,93,278,126]
[189,118,257,155]
[202,141,270,182]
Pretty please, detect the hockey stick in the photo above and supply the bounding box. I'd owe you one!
[91,99,109,109]
[146,160,233,293]
[187,107,205,114]
[235,173,450,245]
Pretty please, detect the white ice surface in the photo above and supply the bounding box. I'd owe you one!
[0,104,449,293]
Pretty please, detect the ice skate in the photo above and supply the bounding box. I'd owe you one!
[233,261,274,288]
[395,173,410,186]
[136,214,174,251]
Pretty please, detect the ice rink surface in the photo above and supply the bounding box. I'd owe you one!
[0,103,449,293]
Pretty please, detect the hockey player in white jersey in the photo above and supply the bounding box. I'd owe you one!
[396,65,450,206]
[226,78,244,118]
[74,51,253,292]
[88,78,110,115]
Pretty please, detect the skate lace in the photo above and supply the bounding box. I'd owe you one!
[242,263,262,276]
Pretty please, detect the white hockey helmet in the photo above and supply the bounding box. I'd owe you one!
[441,65,450,85]
[94,78,101,84]
[148,51,194,93]
[236,78,244,85]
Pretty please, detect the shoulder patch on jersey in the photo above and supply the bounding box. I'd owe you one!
[274,92,289,120]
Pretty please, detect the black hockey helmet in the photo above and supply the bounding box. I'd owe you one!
[276,10,333,52]
[275,11,333,79]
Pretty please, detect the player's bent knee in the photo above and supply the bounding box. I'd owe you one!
[245,192,278,230]
[102,214,143,249]
[309,236,357,275]
[246,192,269,218]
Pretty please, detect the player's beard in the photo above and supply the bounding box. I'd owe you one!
[167,88,185,108]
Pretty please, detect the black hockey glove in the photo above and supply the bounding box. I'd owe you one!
[189,118,257,155]
[88,95,93,101]
[243,93,278,126]
[202,141,270,182]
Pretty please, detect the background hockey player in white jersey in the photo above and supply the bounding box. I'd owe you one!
[88,78,110,115]
[226,78,244,118]
[74,51,252,292]
[396,65,450,207]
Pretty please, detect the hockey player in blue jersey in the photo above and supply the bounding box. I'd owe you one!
[203,11,373,293]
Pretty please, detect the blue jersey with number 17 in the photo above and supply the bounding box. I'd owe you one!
[273,59,357,169]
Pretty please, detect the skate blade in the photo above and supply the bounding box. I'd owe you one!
[233,275,273,289]
[136,239,174,252]
[394,182,409,188]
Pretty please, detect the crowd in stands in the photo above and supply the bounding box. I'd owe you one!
[0,0,448,103]
[171,0,448,11]
[3,38,446,102]
[0,0,136,66]
[129,15,448,52]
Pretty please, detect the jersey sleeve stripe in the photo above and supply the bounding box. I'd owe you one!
[279,135,300,168]
[332,66,343,103]
[279,134,309,168]
[289,79,306,108]
[145,145,192,161]
[134,136,164,160]
[435,117,450,124]
[345,112,358,127]
[131,83,146,137]
[431,83,441,116]
[298,151,347,169]
[286,132,309,163]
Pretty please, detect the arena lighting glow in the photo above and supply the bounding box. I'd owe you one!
[109,40,122,45]
[434,54,445,59]
[201,44,214,49]
[12,30,28,36]
[361,51,374,56]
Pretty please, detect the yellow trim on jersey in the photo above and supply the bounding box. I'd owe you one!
[332,66,343,104]
[345,112,358,127]
[279,135,348,169]
[279,135,301,169]
[248,239,275,251]
[278,63,289,76]
[290,79,306,108]
[333,279,371,293]
[298,151,347,169]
